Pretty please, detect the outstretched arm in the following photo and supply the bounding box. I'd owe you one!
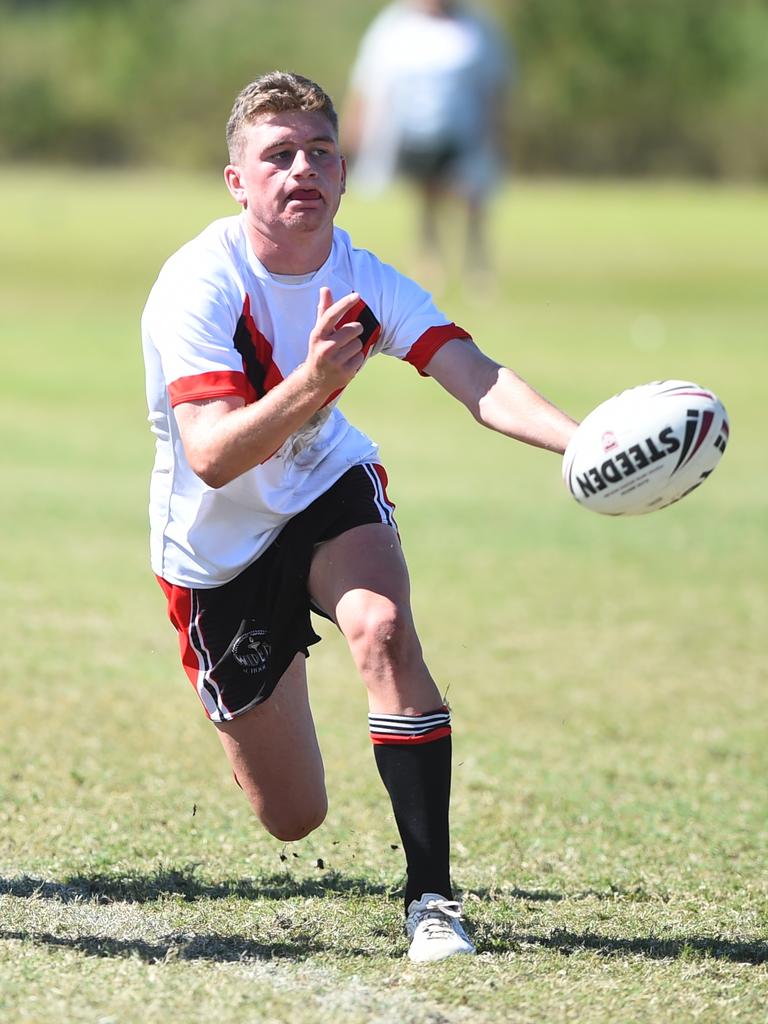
[424,338,577,455]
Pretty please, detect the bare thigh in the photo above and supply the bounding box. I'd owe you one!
[308,522,442,714]
[214,653,327,842]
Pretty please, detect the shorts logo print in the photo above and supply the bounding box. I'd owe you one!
[232,629,272,674]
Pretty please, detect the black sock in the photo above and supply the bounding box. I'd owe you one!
[369,707,453,912]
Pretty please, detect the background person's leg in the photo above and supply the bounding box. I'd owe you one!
[465,194,490,279]
[414,179,446,289]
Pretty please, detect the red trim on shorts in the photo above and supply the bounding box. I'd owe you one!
[405,324,472,376]
[168,370,250,407]
[371,463,396,515]
[156,575,212,717]
[369,727,453,746]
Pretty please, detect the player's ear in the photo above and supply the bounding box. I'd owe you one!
[340,156,347,196]
[224,164,248,207]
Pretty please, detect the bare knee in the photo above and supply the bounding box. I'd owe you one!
[346,596,421,677]
[231,765,328,842]
[254,793,328,843]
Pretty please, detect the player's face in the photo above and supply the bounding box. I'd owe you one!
[225,111,345,242]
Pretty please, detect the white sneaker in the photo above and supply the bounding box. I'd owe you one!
[405,893,476,963]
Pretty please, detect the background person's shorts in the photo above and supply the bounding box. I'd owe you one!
[157,463,397,723]
[397,138,466,184]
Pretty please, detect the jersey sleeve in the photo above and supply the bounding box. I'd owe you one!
[370,261,472,376]
[142,256,250,407]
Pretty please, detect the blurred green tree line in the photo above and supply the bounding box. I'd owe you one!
[1,0,766,177]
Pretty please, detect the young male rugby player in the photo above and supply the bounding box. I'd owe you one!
[142,71,576,963]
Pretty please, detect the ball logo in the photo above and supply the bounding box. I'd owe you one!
[572,426,680,498]
[232,629,271,673]
[601,431,619,453]
[563,380,728,515]
[673,408,717,472]
[714,422,729,454]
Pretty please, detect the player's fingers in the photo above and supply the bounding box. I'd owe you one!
[316,286,334,316]
[343,347,367,375]
[332,321,364,345]
[316,291,360,334]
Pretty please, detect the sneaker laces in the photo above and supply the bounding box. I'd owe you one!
[411,897,464,939]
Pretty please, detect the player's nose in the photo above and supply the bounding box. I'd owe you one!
[291,148,317,176]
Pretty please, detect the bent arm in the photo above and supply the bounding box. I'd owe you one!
[424,338,578,455]
[174,289,366,488]
[175,368,329,488]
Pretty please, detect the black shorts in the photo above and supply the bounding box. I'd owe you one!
[158,463,397,723]
[397,139,465,184]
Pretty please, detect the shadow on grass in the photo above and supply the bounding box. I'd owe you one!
[469,886,567,902]
[495,929,768,966]
[0,928,341,963]
[0,867,389,904]
[4,923,765,967]
[468,884,669,903]
[6,873,765,967]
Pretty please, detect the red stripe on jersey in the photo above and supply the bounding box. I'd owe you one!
[238,294,284,400]
[156,576,203,694]
[168,370,250,407]
[405,324,472,376]
[337,298,382,355]
[370,726,452,746]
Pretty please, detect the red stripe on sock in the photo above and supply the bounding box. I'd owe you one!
[370,726,452,746]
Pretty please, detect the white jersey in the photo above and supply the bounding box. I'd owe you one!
[142,215,470,587]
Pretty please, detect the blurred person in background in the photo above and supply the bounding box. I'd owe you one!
[343,0,511,284]
[142,71,574,964]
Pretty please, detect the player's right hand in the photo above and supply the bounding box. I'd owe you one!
[305,288,366,393]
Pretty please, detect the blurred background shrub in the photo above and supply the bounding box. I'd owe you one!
[0,0,766,177]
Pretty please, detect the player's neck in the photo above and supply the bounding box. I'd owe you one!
[243,220,333,275]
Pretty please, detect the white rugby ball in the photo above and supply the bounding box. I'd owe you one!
[563,380,729,515]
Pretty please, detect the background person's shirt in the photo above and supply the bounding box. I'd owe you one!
[348,2,510,195]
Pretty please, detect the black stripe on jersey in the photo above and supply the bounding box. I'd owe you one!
[358,304,381,352]
[233,315,268,399]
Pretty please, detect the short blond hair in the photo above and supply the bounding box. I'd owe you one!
[226,71,339,162]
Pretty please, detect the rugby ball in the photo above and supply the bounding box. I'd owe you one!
[562,380,729,515]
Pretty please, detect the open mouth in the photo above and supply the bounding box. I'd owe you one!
[287,189,323,203]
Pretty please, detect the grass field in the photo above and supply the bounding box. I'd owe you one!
[1,169,766,1023]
